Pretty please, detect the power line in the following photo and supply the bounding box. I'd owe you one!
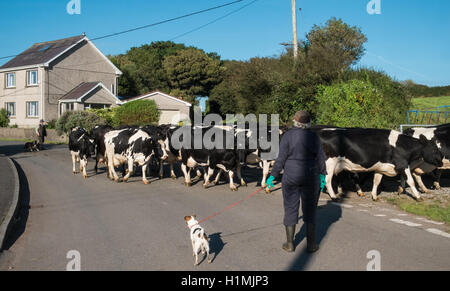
[170,0,260,41]
[0,0,246,61]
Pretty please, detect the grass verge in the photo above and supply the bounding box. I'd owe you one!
[0,138,67,145]
[384,196,450,225]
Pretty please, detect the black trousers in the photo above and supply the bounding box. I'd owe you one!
[282,174,320,226]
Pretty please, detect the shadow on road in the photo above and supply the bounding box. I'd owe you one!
[286,201,342,271]
[2,160,30,250]
[0,142,63,157]
[208,232,226,264]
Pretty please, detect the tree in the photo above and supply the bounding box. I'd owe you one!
[56,111,107,134]
[109,41,187,97]
[163,48,225,103]
[304,17,367,82]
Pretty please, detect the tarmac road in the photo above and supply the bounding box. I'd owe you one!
[0,140,449,271]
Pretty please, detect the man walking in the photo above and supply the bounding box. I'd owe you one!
[36,119,47,150]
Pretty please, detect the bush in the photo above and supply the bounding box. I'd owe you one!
[316,79,406,129]
[114,99,160,126]
[56,111,107,134]
[46,119,57,129]
[86,108,119,127]
[0,109,9,127]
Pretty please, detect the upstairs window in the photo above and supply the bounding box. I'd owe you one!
[5,73,15,88]
[27,70,38,86]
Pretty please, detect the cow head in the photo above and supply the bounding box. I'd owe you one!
[419,135,443,168]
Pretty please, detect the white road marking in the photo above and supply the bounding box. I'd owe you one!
[426,228,450,238]
[374,214,387,217]
[389,218,422,227]
[415,217,445,225]
[332,203,353,208]
[397,214,408,217]
[357,209,369,212]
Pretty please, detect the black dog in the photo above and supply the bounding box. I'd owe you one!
[24,140,40,152]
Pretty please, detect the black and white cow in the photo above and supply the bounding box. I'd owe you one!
[403,123,450,192]
[69,127,95,178]
[174,125,244,191]
[104,128,168,184]
[234,125,288,193]
[315,128,443,201]
[90,125,114,173]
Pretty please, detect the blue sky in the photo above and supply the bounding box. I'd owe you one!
[0,0,448,86]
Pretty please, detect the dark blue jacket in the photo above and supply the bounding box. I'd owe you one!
[271,127,327,180]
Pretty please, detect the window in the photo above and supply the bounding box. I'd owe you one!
[5,102,15,117]
[26,101,39,117]
[65,103,74,111]
[111,84,115,95]
[27,70,38,86]
[5,73,15,88]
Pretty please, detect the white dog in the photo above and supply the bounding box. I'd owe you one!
[185,215,212,266]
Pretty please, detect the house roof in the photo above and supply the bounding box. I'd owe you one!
[0,35,86,70]
[59,82,122,104]
[125,91,192,107]
[0,35,122,75]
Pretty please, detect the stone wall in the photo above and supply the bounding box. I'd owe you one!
[0,128,68,143]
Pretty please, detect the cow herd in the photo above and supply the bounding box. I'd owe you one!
[68,123,450,202]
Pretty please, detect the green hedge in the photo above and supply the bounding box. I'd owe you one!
[113,99,160,126]
[56,111,107,134]
[316,79,408,129]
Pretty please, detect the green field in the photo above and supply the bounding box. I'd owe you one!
[411,96,450,110]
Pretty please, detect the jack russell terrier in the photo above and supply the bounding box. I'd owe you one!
[185,215,212,266]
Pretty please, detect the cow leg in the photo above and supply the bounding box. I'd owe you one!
[170,162,176,180]
[71,151,77,174]
[81,157,88,179]
[236,164,247,187]
[181,163,192,187]
[371,173,383,201]
[404,167,423,201]
[142,163,150,184]
[213,169,223,185]
[433,169,442,190]
[261,160,271,193]
[228,171,237,191]
[412,173,431,194]
[122,159,134,182]
[159,161,164,179]
[108,159,120,182]
[325,159,338,199]
[203,167,214,188]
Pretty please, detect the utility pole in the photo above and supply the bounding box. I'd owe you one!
[291,0,298,59]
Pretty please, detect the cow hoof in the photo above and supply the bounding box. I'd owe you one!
[115,178,121,183]
[433,183,441,190]
[73,171,77,175]
[83,175,88,179]
[203,184,209,189]
[415,197,424,202]
[241,183,247,187]
[398,187,404,195]
[357,191,365,197]
[372,197,379,202]
[185,182,191,187]
[265,188,271,194]
[123,178,128,183]
[159,175,163,180]
[143,180,150,185]
[230,186,238,192]
[171,175,177,180]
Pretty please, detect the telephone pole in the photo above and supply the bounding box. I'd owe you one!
[291,0,298,59]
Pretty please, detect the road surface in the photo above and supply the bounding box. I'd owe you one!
[0,140,448,271]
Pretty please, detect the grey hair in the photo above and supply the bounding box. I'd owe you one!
[293,120,311,129]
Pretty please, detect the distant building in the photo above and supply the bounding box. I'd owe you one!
[124,91,192,125]
[0,35,122,128]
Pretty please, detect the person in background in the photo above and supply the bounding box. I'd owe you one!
[36,119,47,150]
[266,111,327,253]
